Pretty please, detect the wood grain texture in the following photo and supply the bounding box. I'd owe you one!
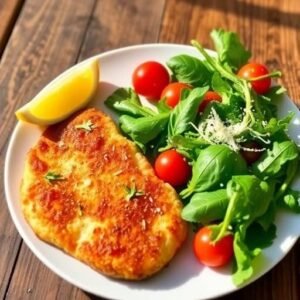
[5,244,91,300]
[0,149,22,300]
[0,0,24,55]
[0,0,96,151]
[160,0,300,105]
[0,0,95,299]
[79,0,165,60]
[4,1,165,299]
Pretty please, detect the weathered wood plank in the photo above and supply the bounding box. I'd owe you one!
[5,244,91,300]
[159,0,300,299]
[0,149,22,300]
[160,0,300,106]
[0,0,24,55]
[0,0,96,150]
[0,0,95,298]
[4,0,165,299]
[79,0,166,60]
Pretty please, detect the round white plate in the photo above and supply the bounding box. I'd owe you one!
[4,44,300,300]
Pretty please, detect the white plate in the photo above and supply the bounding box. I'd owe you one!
[4,44,300,300]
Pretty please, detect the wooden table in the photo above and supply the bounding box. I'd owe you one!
[0,0,299,299]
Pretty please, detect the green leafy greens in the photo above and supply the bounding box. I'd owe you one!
[104,28,300,287]
[180,145,247,198]
[210,29,251,71]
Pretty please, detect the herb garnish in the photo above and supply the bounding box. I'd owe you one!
[125,184,144,201]
[75,119,95,132]
[44,172,64,183]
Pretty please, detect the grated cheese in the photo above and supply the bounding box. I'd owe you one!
[197,108,247,151]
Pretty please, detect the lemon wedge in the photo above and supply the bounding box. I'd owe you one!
[15,59,99,125]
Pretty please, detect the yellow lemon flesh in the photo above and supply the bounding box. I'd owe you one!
[15,59,99,125]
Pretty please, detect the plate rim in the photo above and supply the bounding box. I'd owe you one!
[4,43,300,300]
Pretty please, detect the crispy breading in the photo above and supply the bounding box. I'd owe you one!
[20,108,187,280]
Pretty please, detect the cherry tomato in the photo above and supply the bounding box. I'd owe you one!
[132,61,170,100]
[198,91,222,113]
[161,82,192,108]
[154,149,191,187]
[240,141,264,164]
[193,226,234,267]
[238,63,271,94]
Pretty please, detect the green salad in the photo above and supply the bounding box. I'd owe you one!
[105,29,300,285]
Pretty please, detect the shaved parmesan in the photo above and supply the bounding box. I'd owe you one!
[197,108,247,151]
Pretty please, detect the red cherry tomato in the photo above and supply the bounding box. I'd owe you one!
[238,63,271,94]
[193,226,234,267]
[132,61,170,100]
[240,141,264,164]
[161,82,192,108]
[154,149,191,187]
[199,91,222,113]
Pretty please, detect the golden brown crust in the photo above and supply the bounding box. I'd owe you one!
[21,108,187,280]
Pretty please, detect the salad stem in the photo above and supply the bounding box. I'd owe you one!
[192,39,255,137]
[214,190,239,242]
[240,80,255,130]
[191,40,240,85]
[249,71,281,82]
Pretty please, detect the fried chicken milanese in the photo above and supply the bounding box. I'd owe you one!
[20,108,187,280]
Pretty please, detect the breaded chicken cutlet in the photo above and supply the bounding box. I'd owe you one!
[20,108,187,280]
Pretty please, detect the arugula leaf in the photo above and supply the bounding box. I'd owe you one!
[166,55,212,87]
[263,112,295,136]
[228,176,272,222]
[253,141,299,179]
[251,86,285,128]
[211,175,274,285]
[232,230,260,286]
[254,95,277,121]
[279,189,300,213]
[232,222,276,286]
[145,128,169,161]
[168,87,209,138]
[245,222,277,250]
[180,145,247,198]
[211,29,251,71]
[274,160,299,201]
[119,113,169,151]
[260,85,286,103]
[211,72,232,103]
[213,175,272,242]
[191,40,255,138]
[105,87,155,117]
[181,189,228,223]
[167,134,208,160]
[204,94,245,123]
[155,98,172,114]
[255,200,276,231]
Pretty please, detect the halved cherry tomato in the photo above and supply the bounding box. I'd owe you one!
[240,141,264,164]
[132,61,170,100]
[238,63,271,94]
[161,82,192,108]
[193,226,234,267]
[198,91,222,113]
[154,149,191,187]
